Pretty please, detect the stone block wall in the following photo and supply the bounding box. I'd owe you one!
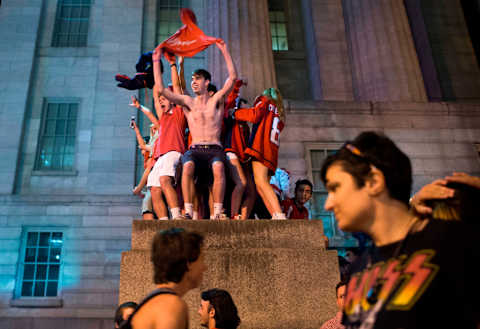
[280,100,480,194]
[0,0,43,194]
[0,195,139,329]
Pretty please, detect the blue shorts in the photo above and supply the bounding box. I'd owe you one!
[181,144,226,167]
[181,145,226,184]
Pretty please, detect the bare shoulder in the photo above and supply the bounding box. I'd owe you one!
[132,294,188,329]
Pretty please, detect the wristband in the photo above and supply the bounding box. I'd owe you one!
[140,105,151,113]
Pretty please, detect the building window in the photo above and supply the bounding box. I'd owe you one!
[156,0,186,44]
[268,0,289,51]
[52,0,92,47]
[16,231,64,298]
[35,100,78,171]
[306,144,358,248]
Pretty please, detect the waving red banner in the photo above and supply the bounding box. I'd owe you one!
[158,8,220,57]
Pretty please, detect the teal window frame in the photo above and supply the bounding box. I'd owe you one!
[268,0,289,51]
[14,228,65,299]
[34,98,79,172]
[306,143,359,248]
[52,0,92,47]
[156,0,186,44]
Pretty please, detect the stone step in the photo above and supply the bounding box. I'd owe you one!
[130,219,327,250]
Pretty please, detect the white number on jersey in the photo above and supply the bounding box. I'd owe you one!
[270,116,281,146]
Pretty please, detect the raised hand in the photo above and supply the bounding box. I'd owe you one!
[445,172,480,189]
[129,95,140,109]
[164,51,176,65]
[152,46,163,62]
[216,39,227,52]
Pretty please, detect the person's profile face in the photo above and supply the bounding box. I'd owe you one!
[191,74,209,94]
[336,285,346,310]
[295,184,312,205]
[324,164,372,232]
[198,299,211,327]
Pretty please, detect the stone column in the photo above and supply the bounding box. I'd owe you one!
[301,0,354,101]
[205,0,277,101]
[343,0,428,101]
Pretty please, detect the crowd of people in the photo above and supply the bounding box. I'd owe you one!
[115,12,478,328]
[114,130,478,329]
[128,39,314,220]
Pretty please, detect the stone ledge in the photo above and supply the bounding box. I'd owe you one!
[0,307,114,318]
[10,298,63,308]
[131,220,325,250]
[0,194,140,205]
[284,99,480,116]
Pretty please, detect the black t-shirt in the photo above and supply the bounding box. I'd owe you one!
[342,220,478,329]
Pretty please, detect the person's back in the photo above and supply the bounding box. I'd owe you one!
[131,292,188,329]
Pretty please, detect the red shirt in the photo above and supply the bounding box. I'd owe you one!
[223,80,249,162]
[153,106,187,159]
[234,96,284,173]
[281,198,309,220]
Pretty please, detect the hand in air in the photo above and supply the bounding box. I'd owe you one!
[216,39,227,51]
[129,95,140,109]
[152,46,163,61]
[164,51,176,65]
[410,179,455,215]
[132,186,145,198]
[445,172,480,190]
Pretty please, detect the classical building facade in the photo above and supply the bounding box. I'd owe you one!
[0,0,479,328]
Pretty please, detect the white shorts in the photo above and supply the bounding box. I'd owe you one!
[147,151,182,188]
[226,152,238,161]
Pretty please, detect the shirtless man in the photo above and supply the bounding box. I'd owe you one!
[153,40,237,219]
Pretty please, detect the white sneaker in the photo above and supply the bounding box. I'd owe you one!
[271,213,287,220]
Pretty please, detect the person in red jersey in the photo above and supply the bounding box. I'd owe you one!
[147,54,187,220]
[222,79,256,219]
[281,179,313,219]
[232,88,286,219]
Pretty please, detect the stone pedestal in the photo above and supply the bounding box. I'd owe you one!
[119,220,339,329]
[205,0,277,101]
[343,0,427,101]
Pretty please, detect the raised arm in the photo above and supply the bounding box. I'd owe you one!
[131,120,149,151]
[211,40,237,103]
[164,51,182,95]
[153,47,192,109]
[129,95,159,129]
[178,56,188,94]
[233,98,266,124]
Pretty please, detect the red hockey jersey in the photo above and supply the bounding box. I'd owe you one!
[233,95,284,173]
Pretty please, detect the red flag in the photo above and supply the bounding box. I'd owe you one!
[159,8,220,57]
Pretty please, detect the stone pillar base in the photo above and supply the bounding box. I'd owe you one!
[120,220,339,329]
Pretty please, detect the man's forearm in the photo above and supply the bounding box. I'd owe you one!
[153,52,164,93]
[221,45,237,82]
[170,64,182,95]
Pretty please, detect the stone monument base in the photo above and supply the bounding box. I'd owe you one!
[119,220,339,329]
